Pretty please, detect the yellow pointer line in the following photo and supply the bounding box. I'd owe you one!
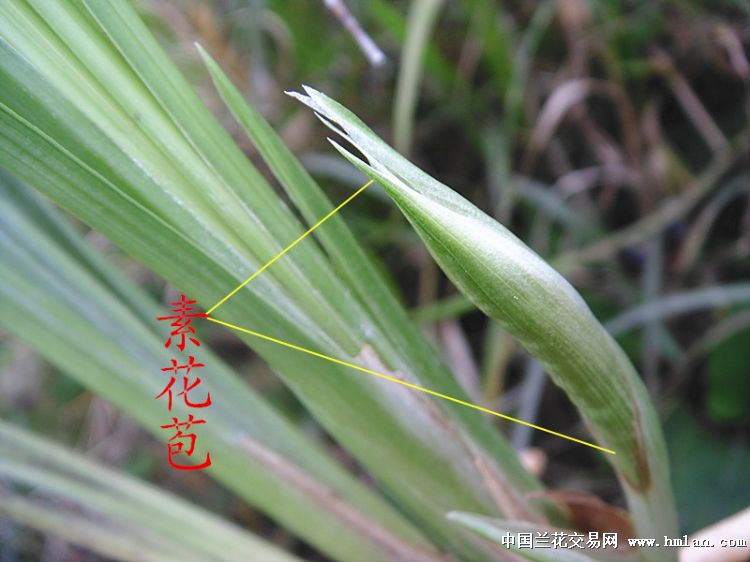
[206,180,374,315]
[205,316,616,455]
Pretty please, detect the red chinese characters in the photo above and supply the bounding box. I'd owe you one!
[157,294,212,470]
[157,294,207,351]
[160,414,212,471]
[157,356,211,411]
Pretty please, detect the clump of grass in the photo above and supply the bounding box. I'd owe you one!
[1,1,749,561]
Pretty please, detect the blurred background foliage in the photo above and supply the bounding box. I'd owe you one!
[1,0,748,559]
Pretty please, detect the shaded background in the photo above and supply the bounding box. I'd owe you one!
[1,0,749,559]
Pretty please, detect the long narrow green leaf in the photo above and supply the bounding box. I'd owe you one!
[393,0,445,154]
[0,421,300,562]
[197,43,415,352]
[0,60,471,552]
[0,497,183,562]
[289,86,678,558]
[197,49,543,511]
[0,2,556,559]
[0,171,441,562]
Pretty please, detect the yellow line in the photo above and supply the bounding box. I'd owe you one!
[203,177,614,454]
[205,317,616,455]
[206,180,374,314]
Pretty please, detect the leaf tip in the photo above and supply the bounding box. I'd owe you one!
[195,43,220,77]
[193,41,210,61]
[445,511,462,522]
[285,89,310,105]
